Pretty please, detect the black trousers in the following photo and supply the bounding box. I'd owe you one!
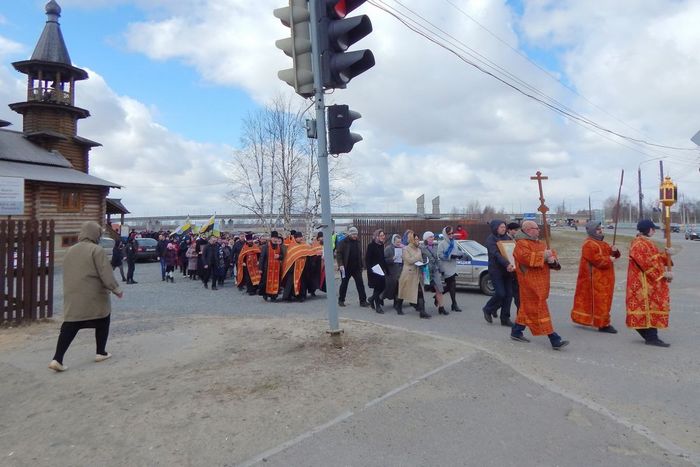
[52,314,110,364]
[126,260,135,282]
[636,328,659,342]
[338,268,367,303]
[369,277,386,303]
[444,274,458,305]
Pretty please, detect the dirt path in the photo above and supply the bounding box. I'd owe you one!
[0,316,474,466]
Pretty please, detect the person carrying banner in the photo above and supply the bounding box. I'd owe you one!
[625,219,674,347]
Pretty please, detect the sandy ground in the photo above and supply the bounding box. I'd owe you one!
[0,316,474,467]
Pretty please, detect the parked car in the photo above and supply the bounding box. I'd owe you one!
[685,227,699,241]
[454,239,494,295]
[99,236,114,261]
[670,224,680,233]
[134,237,158,261]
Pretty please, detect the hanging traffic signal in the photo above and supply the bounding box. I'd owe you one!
[327,104,362,154]
[317,0,375,90]
[274,0,315,97]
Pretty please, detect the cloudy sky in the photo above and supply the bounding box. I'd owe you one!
[1,0,699,218]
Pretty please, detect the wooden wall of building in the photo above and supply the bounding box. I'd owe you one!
[9,181,109,262]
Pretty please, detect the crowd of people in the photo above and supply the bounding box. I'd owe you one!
[48,217,674,371]
[121,219,674,351]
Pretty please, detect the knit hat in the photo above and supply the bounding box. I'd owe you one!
[347,226,358,235]
[506,222,520,231]
[586,221,602,236]
[637,219,659,235]
[422,231,434,241]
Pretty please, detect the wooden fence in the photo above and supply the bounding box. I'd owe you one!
[0,219,55,324]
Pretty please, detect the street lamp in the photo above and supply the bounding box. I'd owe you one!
[638,157,666,221]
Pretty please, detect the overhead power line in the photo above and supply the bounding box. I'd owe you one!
[368,0,700,154]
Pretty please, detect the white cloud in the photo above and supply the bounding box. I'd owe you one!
[4,0,700,217]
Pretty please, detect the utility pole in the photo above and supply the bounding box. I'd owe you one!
[638,167,643,221]
[308,0,340,334]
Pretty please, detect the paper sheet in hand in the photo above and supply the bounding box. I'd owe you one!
[371,264,385,276]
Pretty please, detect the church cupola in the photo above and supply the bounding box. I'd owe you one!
[8,0,99,173]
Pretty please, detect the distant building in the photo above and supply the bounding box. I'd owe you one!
[0,1,121,258]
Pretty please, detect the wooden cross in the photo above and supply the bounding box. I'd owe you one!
[530,171,551,247]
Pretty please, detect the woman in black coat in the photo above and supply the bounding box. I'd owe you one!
[365,229,388,313]
[111,238,127,282]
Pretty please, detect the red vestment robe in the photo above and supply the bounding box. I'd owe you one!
[282,243,312,296]
[236,244,261,287]
[570,238,615,328]
[513,237,554,336]
[625,236,670,329]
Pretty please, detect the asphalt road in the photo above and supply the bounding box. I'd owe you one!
[48,233,700,466]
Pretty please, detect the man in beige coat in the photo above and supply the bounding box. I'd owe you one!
[49,221,123,372]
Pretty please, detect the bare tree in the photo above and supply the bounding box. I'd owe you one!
[228,93,347,236]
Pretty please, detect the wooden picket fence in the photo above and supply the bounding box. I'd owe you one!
[0,219,55,324]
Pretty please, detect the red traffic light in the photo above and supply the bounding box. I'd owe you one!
[327,0,368,19]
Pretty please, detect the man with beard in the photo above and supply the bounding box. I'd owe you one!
[281,231,312,302]
[259,231,284,301]
[510,220,569,350]
[236,233,262,295]
[335,226,369,308]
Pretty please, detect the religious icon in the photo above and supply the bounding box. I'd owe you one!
[497,240,516,266]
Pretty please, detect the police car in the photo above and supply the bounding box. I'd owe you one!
[453,240,494,295]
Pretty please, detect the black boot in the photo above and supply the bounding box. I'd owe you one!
[451,302,462,312]
[368,296,376,310]
[418,299,431,319]
[438,306,449,315]
[394,299,404,315]
[375,301,384,314]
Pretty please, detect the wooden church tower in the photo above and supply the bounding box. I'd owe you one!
[1,0,120,255]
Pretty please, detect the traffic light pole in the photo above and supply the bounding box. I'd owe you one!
[309,0,341,335]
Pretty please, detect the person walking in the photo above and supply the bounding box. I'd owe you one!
[397,230,431,319]
[202,236,222,290]
[421,231,448,315]
[48,221,123,372]
[482,220,515,326]
[365,229,388,314]
[125,232,138,284]
[510,220,569,349]
[110,237,127,282]
[259,231,284,301]
[506,222,521,310]
[570,221,620,333]
[335,226,369,308]
[383,234,404,314]
[163,242,178,283]
[156,233,167,281]
[437,226,467,313]
[625,219,674,347]
[186,240,198,280]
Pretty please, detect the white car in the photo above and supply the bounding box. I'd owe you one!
[453,240,494,295]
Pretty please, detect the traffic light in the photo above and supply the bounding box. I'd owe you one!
[274,0,314,97]
[317,0,375,90]
[327,104,362,154]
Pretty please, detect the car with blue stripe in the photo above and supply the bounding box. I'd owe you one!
[454,240,494,295]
